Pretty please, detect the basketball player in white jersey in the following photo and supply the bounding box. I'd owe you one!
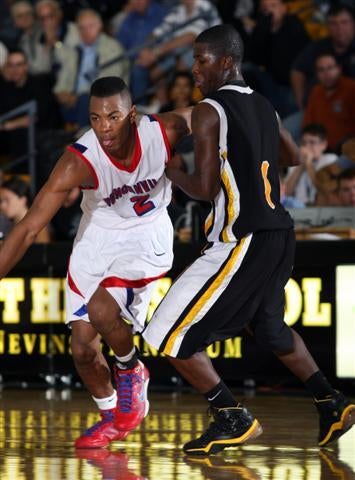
[0,76,190,448]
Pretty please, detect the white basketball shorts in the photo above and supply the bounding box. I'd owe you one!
[65,212,174,332]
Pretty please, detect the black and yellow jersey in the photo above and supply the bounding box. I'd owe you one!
[202,82,293,243]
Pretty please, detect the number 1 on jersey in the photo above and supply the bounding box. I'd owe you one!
[261,161,275,209]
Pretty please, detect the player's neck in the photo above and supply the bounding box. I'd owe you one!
[109,124,136,166]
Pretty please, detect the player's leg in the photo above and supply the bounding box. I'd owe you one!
[143,239,264,455]
[253,231,355,447]
[87,286,149,432]
[167,351,262,455]
[71,320,113,397]
[71,320,128,448]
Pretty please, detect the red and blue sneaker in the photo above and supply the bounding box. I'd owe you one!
[114,360,150,431]
[75,408,129,448]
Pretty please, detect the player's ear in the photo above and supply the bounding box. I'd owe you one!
[129,105,137,123]
[223,55,234,70]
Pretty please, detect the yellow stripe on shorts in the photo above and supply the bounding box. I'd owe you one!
[163,238,247,356]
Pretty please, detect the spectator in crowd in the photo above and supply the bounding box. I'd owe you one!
[291,4,355,110]
[337,167,355,206]
[0,49,62,165]
[284,124,338,205]
[54,9,129,128]
[244,0,309,117]
[51,187,82,241]
[0,176,51,243]
[115,0,168,103]
[60,0,123,23]
[0,170,13,241]
[136,0,221,104]
[29,0,80,78]
[279,173,305,209]
[0,40,8,69]
[303,53,355,152]
[159,71,195,112]
[10,1,41,73]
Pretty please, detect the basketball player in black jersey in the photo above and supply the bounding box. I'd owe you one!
[143,25,355,455]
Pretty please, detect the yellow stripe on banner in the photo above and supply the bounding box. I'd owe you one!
[221,169,235,242]
[163,238,247,356]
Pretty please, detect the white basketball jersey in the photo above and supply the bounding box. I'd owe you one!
[67,114,172,229]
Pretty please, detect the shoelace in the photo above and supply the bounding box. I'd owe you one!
[85,411,115,436]
[205,406,248,435]
[201,421,225,439]
[117,372,143,413]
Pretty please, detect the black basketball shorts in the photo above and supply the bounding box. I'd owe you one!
[143,229,295,358]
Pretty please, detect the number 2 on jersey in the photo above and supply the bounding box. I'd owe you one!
[261,161,275,209]
[130,194,156,216]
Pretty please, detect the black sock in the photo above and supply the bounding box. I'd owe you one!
[203,381,238,409]
[304,371,336,399]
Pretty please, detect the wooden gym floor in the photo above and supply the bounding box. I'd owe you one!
[0,389,354,479]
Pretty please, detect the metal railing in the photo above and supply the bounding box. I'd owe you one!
[85,12,214,91]
[0,100,37,194]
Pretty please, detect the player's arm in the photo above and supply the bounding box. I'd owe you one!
[156,107,192,149]
[164,102,221,201]
[0,151,93,278]
[279,125,300,166]
[275,112,299,167]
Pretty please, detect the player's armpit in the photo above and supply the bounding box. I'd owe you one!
[157,109,192,148]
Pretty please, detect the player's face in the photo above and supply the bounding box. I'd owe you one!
[192,43,226,96]
[89,94,136,154]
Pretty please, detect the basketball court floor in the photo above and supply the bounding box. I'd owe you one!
[0,389,354,479]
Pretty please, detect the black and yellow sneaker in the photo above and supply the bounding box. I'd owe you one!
[315,391,355,447]
[183,404,262,456]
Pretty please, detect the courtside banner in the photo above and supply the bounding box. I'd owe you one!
[0,241,354,387]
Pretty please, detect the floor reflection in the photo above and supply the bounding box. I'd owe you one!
[0,390,354,479]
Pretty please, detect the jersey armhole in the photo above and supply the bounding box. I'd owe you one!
[151,114,172,163]
[67,145,99,190]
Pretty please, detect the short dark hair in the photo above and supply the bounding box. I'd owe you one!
[1,176,31,205]
[301,123,327,140]
[7,48,27,59]
[327,4,355,19]
[195,25,244,67]
[338,167,355,182]
[89,76,129,99]
[169,71,194,89]
[315,51,340,65]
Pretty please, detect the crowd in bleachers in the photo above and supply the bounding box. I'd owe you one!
[0,0,354,243]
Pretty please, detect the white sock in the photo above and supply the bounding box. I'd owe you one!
[92,391,117,411]
[115,346,136,369]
